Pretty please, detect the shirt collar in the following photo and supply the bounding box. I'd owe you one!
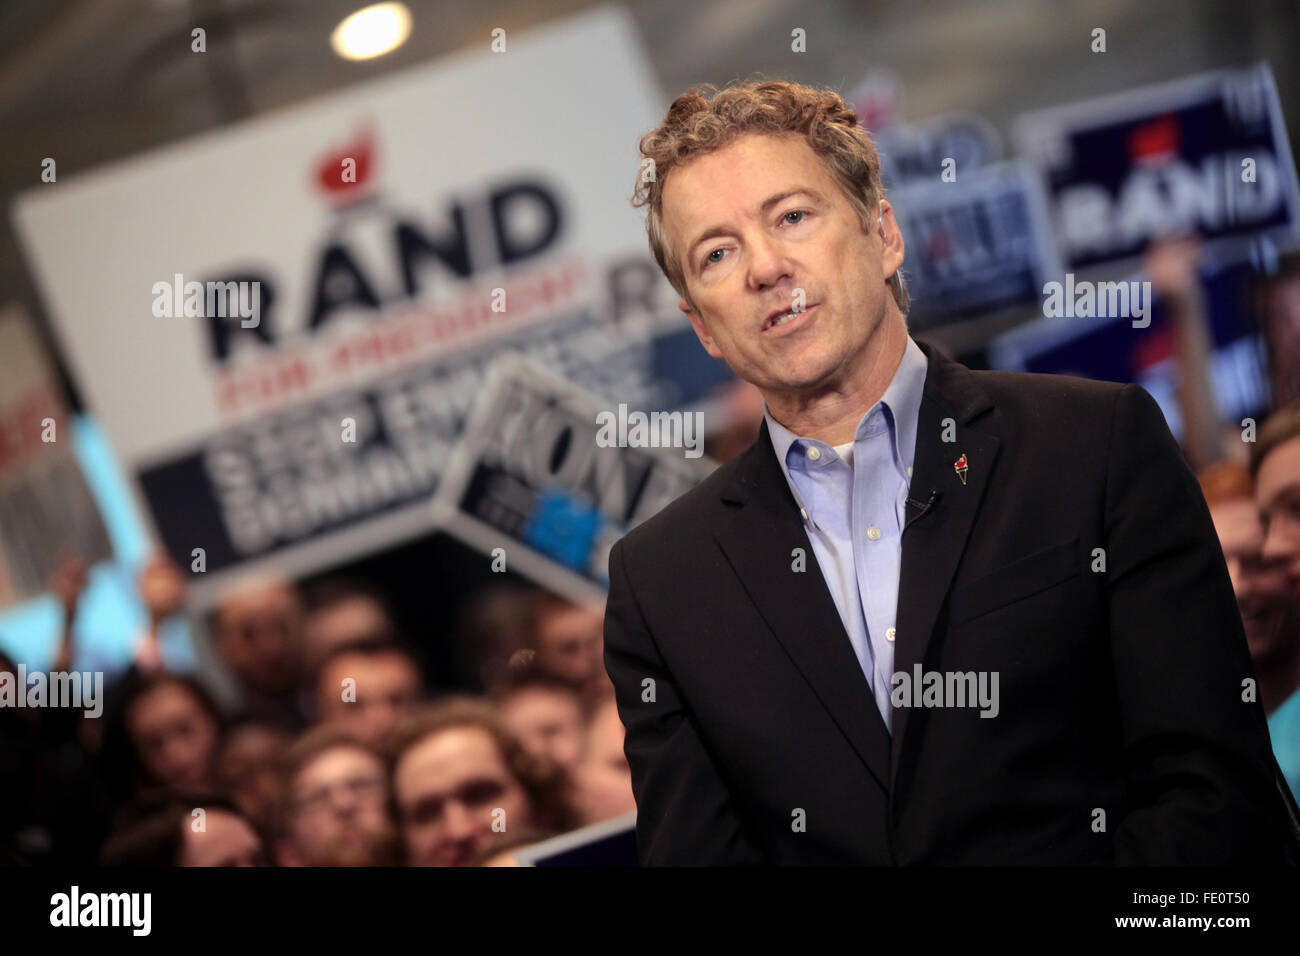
[763,334,929,478]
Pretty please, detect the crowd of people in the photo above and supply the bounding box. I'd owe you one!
[3,240,1300,868]
[0,565,636,866]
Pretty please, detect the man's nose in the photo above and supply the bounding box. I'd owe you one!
[329,786,360,816]
[746,233,792,291]
[442,800,478,840]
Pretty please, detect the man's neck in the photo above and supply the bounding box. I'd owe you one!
[764,311,909,446]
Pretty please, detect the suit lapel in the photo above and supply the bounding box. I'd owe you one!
[889,341,1000,788]
[714,421,892,793]
[711,339,1001,798]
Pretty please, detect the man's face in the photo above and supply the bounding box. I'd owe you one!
[127,683,219,790]
[316,651,422,750]
[662,131,904,399]
[304,596,394,670]
[1257,435,1300,600]
[499,687,585,773]
[1210,498,1299,663]
[216,723,290,830]
[393,726,533,867]
[216,583,304,696]
[180,809,265,867]
[285,745,394,867]
[535,604,605,693]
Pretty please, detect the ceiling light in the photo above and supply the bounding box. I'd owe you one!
[331,3,412,61]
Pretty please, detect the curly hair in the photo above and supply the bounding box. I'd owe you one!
[384,696,580,845]
[631,79,908,315]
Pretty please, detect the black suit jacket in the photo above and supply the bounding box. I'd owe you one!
[604,339,1300,864]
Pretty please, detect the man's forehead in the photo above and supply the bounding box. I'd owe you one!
[400,727,505,781]
[663,135,831,235]
[298,746,380,789]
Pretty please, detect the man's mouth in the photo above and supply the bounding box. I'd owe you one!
[763,303,817,334]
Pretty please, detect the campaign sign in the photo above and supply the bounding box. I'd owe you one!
[431,354,711,604]
[11,8,691,606]
[0,306,112,607]
[875,112,1002,188]
[987,251,1274,444]
[889,161,1061,326]
[1015,64,1300,272]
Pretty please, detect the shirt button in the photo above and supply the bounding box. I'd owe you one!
[867,526,881,540]
[800,507,809,521]
[806,446,821,461]
[886,627,896,642]
[907,466,913,477]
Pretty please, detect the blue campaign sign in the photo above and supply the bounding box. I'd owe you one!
[1015,64,1300,273]
[986,250,1275,446]
[875,112,1002,188]
[889,161,1061,328]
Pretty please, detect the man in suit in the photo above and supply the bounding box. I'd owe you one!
[603,80,1296,864]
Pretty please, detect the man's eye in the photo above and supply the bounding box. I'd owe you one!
[783,210,806,225]
[703,248,725,269]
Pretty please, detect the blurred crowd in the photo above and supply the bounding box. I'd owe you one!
[0,562,635,866]
[2,237,1300,867]
[1165,242,1300,806]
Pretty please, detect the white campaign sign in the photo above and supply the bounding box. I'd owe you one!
[12,7,677,605]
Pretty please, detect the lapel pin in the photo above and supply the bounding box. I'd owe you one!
[954,453,968,485]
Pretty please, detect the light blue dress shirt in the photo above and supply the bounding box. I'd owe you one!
[763,336,929,732]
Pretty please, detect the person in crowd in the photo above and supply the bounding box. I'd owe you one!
[100,789,267,867]
[571,693,638,827]
[1200,461,1300,713]
[301,576,401,673]
[133,553,190,674]
[311,636,425,750]
[101,672,224,798]
[1252,400,1300,800]
[527,593,611,704]
[212,574,309,731]
[1255,250,1300,411]
[494,669,586,776]
[450,582,542,693]
[274,725,398,866]
[215,720,293,837]
[387,696,578,866]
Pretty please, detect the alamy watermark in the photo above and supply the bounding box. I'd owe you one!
[595,404,704,459]
[0,665,103,718]
[50,886,150,936]
[1042,274,1152,328]
[891,665,1000,718]
[152,273,261,328]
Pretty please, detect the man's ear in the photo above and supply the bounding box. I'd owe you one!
[681,298,724,359]
[877,200,905,284]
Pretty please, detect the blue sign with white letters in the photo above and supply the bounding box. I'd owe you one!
[1015,64,1300,272]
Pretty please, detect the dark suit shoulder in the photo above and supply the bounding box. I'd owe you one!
[955,365,1132,446]
[966,365,1125,412]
